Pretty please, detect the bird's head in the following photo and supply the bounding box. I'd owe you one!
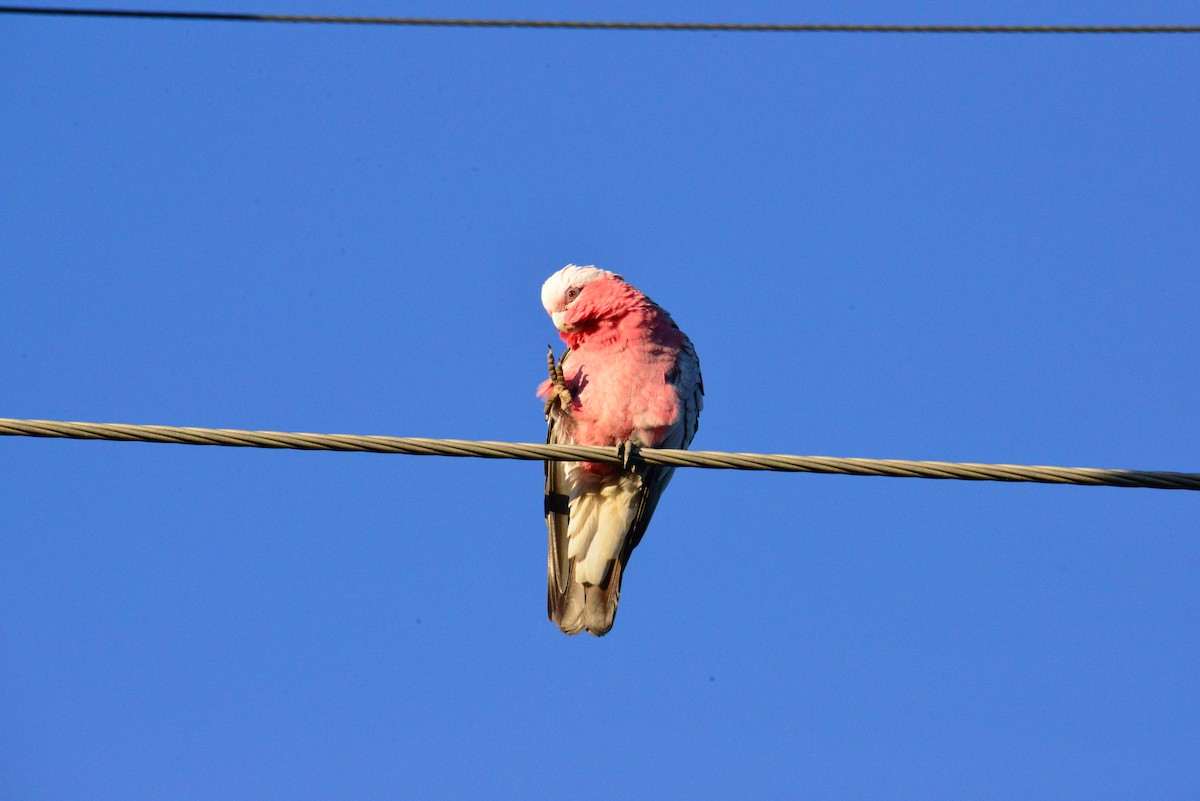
[540,264,625,334]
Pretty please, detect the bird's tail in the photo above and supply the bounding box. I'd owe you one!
[548,559,624,637]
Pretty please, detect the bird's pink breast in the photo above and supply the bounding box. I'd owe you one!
[563,311,685,449]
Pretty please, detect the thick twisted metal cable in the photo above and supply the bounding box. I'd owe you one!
[0,7,1197,33]
[1,418,1196,491]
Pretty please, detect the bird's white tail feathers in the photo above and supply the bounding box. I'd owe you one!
[551,473,642,636]
[569,480,639,584]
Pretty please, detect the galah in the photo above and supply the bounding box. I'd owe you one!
[537,265,703,636]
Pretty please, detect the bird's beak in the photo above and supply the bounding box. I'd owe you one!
[551,311,573,332]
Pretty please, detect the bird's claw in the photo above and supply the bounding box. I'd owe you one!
[544,345,573,417]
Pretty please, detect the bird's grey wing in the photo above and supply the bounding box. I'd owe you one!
[620,336,703,560]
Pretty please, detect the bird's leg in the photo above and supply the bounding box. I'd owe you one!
[544,345,574,416]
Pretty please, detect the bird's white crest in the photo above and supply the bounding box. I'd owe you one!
[540,264,618,314]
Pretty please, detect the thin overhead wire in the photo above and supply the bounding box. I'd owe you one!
[1,6,1197,34]
[1,418,1196,491]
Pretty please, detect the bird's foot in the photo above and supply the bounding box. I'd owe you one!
[617,440,640,470]
[544,345,573,417]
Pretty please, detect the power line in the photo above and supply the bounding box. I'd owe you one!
[1,417,1196,491]
[1,6,1197,34]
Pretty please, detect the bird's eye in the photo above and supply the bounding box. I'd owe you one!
[565,287,581,302]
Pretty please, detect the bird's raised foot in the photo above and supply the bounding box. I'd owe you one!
[544,345,574,417]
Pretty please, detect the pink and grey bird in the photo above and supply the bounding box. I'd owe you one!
[537,265,703,636]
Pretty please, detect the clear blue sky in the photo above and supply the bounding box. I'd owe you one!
[3,1,1198,798]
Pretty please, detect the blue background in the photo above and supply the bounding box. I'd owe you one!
[2,2,1198,798]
